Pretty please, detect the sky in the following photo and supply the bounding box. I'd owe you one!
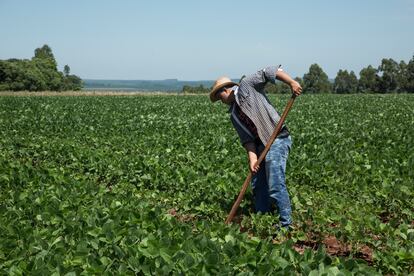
[0,0,413,80]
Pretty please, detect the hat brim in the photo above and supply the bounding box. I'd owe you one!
[210,81,238,102]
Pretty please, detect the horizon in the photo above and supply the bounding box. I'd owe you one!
[1,0,413,80]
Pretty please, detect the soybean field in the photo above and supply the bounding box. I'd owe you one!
[0,94,413,274]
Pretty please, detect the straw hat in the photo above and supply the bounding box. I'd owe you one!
[210,76,238,102]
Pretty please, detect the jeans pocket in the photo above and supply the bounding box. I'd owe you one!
[286,136,292,152]
[267,138,290,162]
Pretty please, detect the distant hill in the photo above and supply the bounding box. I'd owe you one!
[83,79,216,92]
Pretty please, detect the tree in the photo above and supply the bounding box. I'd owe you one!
[334,70,358,93]
[1,59,50,91]
[63,74,82,91]
[303,64,332,93]
[0,61,7,86]
[397,61,408,93]
[334,70,348,94]
[34,44,55,60]
[348,71,358,93]
[405,55,414,93]
[62,64,82,91]
[32,57,62,90]
[0,44,82,91]
[32,44,62,90]
[33,44,58,73]
[64,65,70,76]
[358,65,378,93]
[377,58,399,93]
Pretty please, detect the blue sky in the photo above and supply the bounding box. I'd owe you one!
[1,0,413,80]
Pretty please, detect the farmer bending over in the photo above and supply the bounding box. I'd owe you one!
[210,66,302,229]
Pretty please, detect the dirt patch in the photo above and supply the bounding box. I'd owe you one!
[293,235,373,264]
[293,240,319,254]
[355,245,374,264]
[168,211,375,264]
[167,208,196,222]
[323,235,352,256]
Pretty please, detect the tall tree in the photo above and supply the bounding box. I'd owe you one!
[33,45,58,72]
[334,70,348,94]
[34,44,55,60]
[396,60,410,93]
[334,70,358,94]
[32,44,62,90]
[358,65,378,93]
[405,55,414,93]
[377,58,399,93]
[64,65,70,77]
[303,64,332,93]
[348,71,358,93]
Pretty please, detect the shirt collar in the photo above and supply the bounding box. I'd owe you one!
[232,85,241,106]
[227,85,239,113]
[231,85,239,94]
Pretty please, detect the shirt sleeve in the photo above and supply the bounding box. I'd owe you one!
[240,65,280,94]
[243,65,280,87]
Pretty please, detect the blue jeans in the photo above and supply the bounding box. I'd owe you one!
[251,136,292,226]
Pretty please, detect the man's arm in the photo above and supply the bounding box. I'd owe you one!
[276,71,303,96]
[244,142,260,173]
[241,66,302,96]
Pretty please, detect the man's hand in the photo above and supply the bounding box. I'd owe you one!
[290,80,302,96]
[244,142,260,173]
[249,155,260,174]
[275,71,303,96]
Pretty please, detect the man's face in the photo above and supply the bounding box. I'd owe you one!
[218,87,235,105]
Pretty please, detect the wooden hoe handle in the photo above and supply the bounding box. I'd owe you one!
[225,94,297,224]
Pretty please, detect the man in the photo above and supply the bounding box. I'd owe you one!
[210,66,302,229]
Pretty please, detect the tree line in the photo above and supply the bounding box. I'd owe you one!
[183,54,414,94]
[0,45,82,91]
[2,47,413,93]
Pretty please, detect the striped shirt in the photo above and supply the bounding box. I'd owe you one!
[230,66,289,146]
[235,104,259,139]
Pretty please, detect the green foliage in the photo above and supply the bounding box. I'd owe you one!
[305,55,414,94]
[0,44,82,91]
[0,59,48,91]
[31,55,63,91]
[0,94,413,274]
[265,82,292,94]
[377,58,399,93]
[334,70,358,94]
[303,64,332,93]
[34,44,55,61]
[404,55,414,92]
[356,56,414,93]
[63,65,70,77]
[64,75,83,91]
[266,77,303,94]
[358,65,378,93]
